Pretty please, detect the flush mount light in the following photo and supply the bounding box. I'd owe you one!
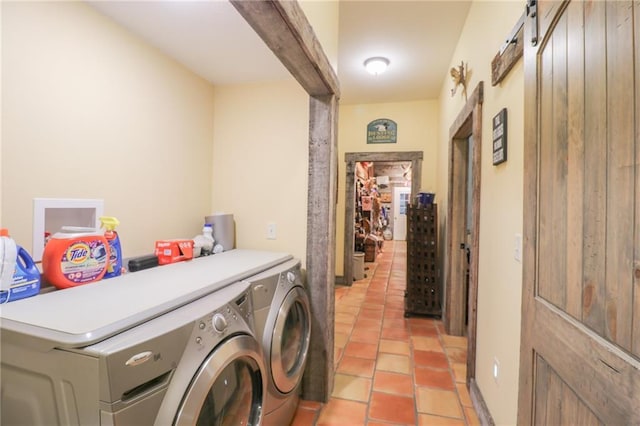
[364,57,390,75]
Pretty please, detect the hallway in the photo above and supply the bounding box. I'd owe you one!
[292,241,480,425]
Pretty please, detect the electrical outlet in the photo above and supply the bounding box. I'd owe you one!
[493,357,500,383]
[267,223,277,240]
[514,233,522,263]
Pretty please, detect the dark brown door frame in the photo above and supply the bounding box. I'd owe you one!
[445,83,483,388]
[343,151,423,285]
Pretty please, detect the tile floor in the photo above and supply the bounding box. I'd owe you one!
[291,240,480,426]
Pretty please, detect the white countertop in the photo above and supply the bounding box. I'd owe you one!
[0,249,291,347]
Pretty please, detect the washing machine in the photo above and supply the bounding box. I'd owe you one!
[0,249,293,425]
[247,259,312,426]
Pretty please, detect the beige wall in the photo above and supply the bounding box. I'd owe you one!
[1,2,215,257]
[336,100,439,276]
[436,1,524,424]
[299,0,340,72]
[210,80,309,264]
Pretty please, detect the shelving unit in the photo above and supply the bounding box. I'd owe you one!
[405,203,441,317]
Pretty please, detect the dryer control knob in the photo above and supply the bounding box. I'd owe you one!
[287,271,296,283]
[212,313,228,333]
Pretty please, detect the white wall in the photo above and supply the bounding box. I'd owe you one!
[210,80,309,264]
[436,1,524,424]
[1,2,215,257]
[336,100,439,276]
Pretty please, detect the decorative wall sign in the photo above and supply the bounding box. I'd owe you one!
[492,108,508,165]
[367,119,397,144]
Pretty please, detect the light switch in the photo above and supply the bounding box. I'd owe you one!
[514,233,522,263]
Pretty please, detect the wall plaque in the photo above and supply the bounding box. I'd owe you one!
[367,119,397,144]
[492,108,507,165]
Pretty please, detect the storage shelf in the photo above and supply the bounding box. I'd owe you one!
[405,203,442,317]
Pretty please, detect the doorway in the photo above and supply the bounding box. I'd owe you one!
[344,152,423,286]
[392,186,411,241]
[445,83,483,387]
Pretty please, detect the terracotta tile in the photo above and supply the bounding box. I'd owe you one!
[367,422,401,426]
[334,347,343,365]
[413,350,449,369]
[298,399,323,410]
[316,398,367,425]
[410,326,440,337]
[383,318,407,329]
[464,406,481,425]
[335,304,360,315]
[344,341,378,360]
[335,312,357,325]
[350,328,381,343]
[383,308,405,319]
[456,383,472,407]
[412,336,444,352]
[331,373,371,402]
[445,347,467,364]
[407,317,433,326]
[359,308,384,320]
[416,387,463,419]
[337,356,376,378]
[441,334,468,349]
[334,321,353,335]
[451,362,467,383]
[378,339,411,356]
[373,371,414,396]
[355,317,382,330]
[381,327,411,341]
[369,391,416,424]
[334,332,349,348]
[362,302,384,311]
[376,353,410,374]
[414,366,456,390]
[290,405,319,426]
[418,414,466,426]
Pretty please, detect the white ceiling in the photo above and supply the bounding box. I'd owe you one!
[88,0,472,105]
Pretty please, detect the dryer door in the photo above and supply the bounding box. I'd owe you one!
[271,286,311,394]
[174,335,265,426]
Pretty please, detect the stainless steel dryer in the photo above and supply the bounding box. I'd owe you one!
[0,249,292,425]
[247,259,311,426]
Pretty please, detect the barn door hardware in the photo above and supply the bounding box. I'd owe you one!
[526,0,538,46]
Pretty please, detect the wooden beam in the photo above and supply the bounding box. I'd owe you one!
[303,94,339,401]
[231,0,340,402]
[230,0,340,97]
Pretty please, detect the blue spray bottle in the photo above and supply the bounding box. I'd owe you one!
[100,216,122,279]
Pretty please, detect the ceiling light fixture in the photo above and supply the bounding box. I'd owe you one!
[364,57,390,75]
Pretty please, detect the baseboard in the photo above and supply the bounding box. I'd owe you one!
[334,275,347,285]
[469,378,495,426]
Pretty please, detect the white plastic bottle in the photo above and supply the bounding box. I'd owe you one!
[201,224,215,255]
[0,228,17,292]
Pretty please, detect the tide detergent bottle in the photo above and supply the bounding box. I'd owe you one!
[100,216,122,279]
[43,227,110,289]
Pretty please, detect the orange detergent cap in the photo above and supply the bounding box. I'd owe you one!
[0,228,8,237]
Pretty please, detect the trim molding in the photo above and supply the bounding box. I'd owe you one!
[469,378,495,426]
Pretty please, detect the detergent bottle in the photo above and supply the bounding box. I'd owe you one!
[100,216,122,279]
[0,228,18,293]
[0,245,41,304]
[43,226,110,289]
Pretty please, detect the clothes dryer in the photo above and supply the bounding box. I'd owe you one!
[1,249,293,425]
[248,259,312,426]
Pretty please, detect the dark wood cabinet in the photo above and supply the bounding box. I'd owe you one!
[405,203,441,317]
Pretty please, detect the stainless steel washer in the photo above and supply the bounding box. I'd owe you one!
[1,249,293,425]
[248,259,312,426]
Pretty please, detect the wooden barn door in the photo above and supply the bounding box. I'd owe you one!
[519,0,640,424]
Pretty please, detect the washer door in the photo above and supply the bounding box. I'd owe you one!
[271,286,311,394]
[174,335,265,426]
